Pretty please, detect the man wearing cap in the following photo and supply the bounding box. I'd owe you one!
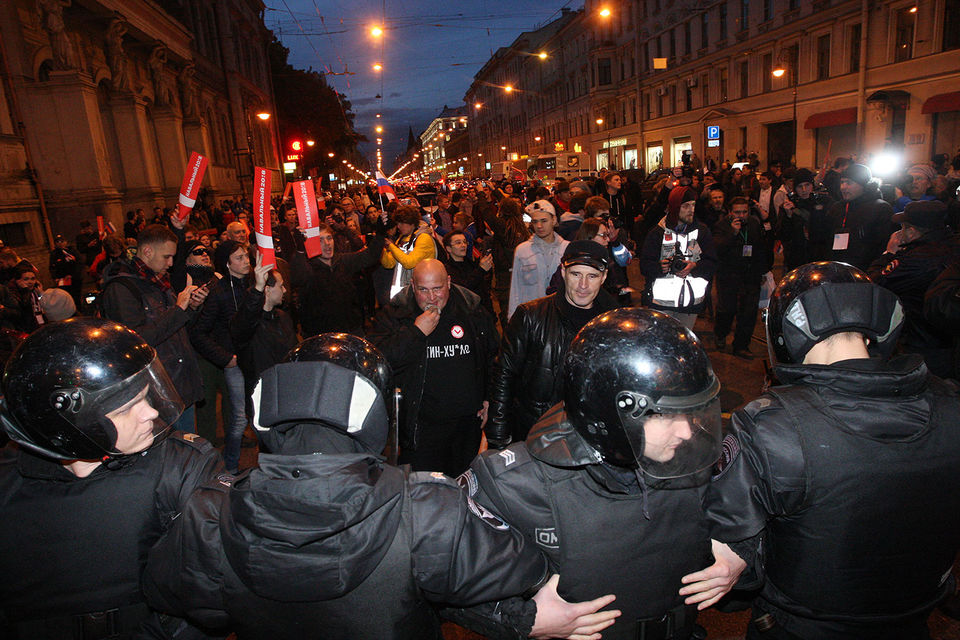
[895,164,940,213]
[641,186,717,330]
[487,240,617,449]
[507,199,569,318]
[868,199,960,378]
[824,163,894,270]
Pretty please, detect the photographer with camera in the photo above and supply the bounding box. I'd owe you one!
[778,168,834,268]
[640,186,717,330]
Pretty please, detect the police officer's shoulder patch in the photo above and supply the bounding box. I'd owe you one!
[409,470,458,488]
[457,469,479,496]
[168,431,215,452]
[713,433,742,479]
[482,443,532,477]
[466,495,510,531]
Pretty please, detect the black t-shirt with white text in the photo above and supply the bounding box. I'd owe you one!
[420,308,481,421]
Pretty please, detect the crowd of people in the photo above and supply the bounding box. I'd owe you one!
[2,147,960,640]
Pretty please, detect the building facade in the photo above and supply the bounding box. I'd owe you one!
[465,0,960,180]
[0,0,280,253]
[418,104,469,179]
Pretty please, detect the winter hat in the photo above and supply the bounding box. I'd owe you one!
[892,200,947,229]
[840,163,874,187]
[666,186,698,227]
[793,168,816,187]
[40,288,76,321]
[907,164,937,182]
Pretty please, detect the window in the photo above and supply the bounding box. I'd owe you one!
[684,21,692,55]
[598,58,612,85]
[740,0,750,31]
[701,12,709,49]
[788,0,798,9]
[786,44,799,84]
[945,0,960,50]
[895,7,916,62]
[762,53,772,92]
[646,92,653,119]
[849,23,862,72]
[685,83,693,110]
[816,34,831,80]
[739,60,749,98]
[719,3,728,39]
[720,67,728,101]
[701,73,710,105]
[763,0,774,22]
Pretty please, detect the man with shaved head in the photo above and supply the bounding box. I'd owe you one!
[370,259,499,475]
[225,220,249,246]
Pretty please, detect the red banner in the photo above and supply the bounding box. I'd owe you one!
[282,181,293,202]
[253,167,275,269]
[96,216,105,238]
[176,151,208,221]
[293,179,322,258]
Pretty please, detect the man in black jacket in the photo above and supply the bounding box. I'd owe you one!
[143,333,619,640]
[369,259,499,476]
[712,197,774,359]
[100,224,209,432]
[284,222,385,337]
[486,241,618,449]
[868,200,960,378]
[681,262,960,639]
[824,163,894,270]
[0,319,224,640]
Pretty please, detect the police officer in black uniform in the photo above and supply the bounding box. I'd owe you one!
[455,307,722,640]
[143,333,620,640]
[0,317,224,639]
[681,261,960,639]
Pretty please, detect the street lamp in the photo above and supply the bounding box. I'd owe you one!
[255,112,271,121]
[504,84,514,93]
[370,26,383,37]
[306,139,315,146]
[373,63,382,72]
[773,49,799,163]
[599,7,611,17]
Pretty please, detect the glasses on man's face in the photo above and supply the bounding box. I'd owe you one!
[190,249,208,256]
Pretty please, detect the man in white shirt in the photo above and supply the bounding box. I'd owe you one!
[507,200,569,317]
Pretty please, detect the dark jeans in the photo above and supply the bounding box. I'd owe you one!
[714,277,761,351]
[399,414,482,478]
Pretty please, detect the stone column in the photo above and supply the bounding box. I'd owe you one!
[108,92,164,202]
[151,104,187,195]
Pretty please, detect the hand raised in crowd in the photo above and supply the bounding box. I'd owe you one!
[885,229,903,254]
[168,212,186,230]
[678,539,748,610]
[479,252,494,271]
[782,199,795,217]
[530,574,620,640]
[414,304,440,336]
[177,273,209,311]
[252,252,272,292]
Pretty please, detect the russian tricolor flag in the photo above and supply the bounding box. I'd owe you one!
[376,170,396,201]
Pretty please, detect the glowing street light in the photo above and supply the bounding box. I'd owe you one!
[504,84,514,93]
[599,7,611,17]
[534,136,542,142]
[375,125,383,133]
[596,118,604,126]
[371,26,383,37]
[373,63,382,71]
[328,152,335,157]
[474,102,482,109]
[538,51,547,60]
[255,112,271,121]
[306,140,315,146]
[772,66,786,78]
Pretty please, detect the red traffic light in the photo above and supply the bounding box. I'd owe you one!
[291,140,303,152]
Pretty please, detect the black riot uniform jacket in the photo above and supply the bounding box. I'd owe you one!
[0,433,224,639]
[705,356,960,639]
[143,427,549,640]
[458,404,711,640]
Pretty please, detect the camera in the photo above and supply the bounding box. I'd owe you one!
[669,247,688,275]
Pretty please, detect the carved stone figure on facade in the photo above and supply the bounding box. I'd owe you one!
[178,63,198,119]
[148,45,170,106]
[105,17,129,91]
[37,0,76,70]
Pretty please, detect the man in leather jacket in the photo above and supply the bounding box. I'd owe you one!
[487,241,618,448]
[143,334,619,640]
[681,262,960,639]
[456,308,721,640]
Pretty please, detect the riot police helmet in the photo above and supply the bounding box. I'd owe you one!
[252,333,393,455]
[563,308,721,486]
[766,261,904,366]
[1,317,183,461]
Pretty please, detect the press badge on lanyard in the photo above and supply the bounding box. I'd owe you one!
[742,245,753,257]
[833,232,849,251]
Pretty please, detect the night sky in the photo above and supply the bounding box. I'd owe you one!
[265,1,576,172]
